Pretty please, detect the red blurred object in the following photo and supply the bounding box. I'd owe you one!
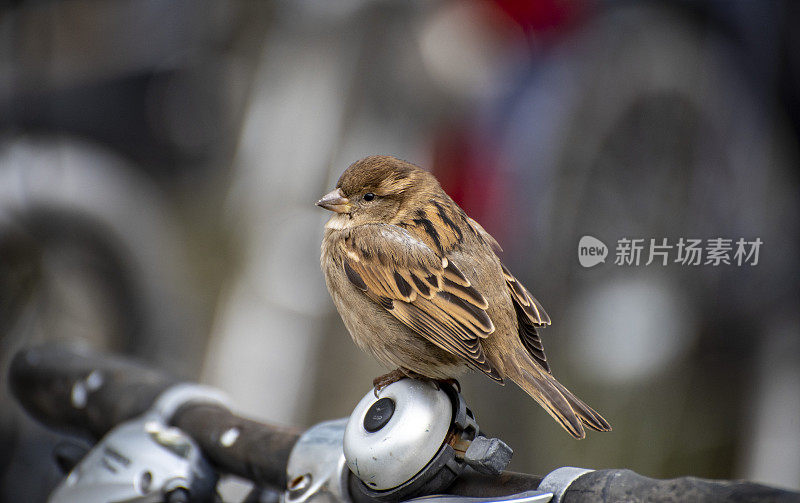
[431,124,514,250]
[491,0,590,35]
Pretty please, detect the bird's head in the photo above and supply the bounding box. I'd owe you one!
[316,155,438,228]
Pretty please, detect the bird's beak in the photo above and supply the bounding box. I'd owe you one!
[316,187,352,213]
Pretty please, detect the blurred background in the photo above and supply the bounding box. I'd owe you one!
[1,0,798,500]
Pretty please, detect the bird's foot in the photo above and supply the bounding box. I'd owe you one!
[372,369,460,396]
[373,369,407,396]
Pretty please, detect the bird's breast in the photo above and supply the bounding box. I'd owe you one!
[321,231,465,378]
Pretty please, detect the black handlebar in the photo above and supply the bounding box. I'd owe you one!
[9,346,800,502]
[171,402,300,489]
[9,346,301,489]
[10,346,179,437]
[564,469,799,503]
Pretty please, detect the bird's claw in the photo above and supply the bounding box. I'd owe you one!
[372,369,407,396]
[372,370,461,396]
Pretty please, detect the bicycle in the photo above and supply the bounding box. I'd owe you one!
[8,345,799,503]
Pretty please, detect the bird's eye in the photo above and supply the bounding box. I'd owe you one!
[363,192,375,201]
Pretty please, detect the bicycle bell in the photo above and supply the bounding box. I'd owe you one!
[343,378,513,501]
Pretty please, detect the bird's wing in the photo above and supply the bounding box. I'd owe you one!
[500,263,551,327]
[340,224,503,382]
[463,216,552,371]
[501,264,552,372]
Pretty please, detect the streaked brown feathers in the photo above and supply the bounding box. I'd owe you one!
[339,224,500,382]
[320,155,610,439]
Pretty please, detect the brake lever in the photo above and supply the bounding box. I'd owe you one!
[48,383,228,503]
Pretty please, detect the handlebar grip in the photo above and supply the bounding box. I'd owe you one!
[562,469,799,503]
[172,402,301,488]
[9,346,178,438]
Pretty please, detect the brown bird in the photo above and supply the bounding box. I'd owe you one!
[318,155,610,438]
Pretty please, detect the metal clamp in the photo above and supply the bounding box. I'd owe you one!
[48,384,225,503]
[285,419,351,503]
[149,383,231,424]
[537,467,593,503]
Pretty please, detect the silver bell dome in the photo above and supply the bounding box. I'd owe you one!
[343,379,452,490]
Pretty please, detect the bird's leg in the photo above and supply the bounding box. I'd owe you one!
[372,369,461,396]
[373,368,433,396]
[373,368,407,396]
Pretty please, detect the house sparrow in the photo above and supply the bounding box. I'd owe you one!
[318,155,610,438]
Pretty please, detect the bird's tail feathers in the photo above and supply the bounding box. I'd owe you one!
[505,349,611,439]
[549,377,612,432]
[510,366,586,439]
